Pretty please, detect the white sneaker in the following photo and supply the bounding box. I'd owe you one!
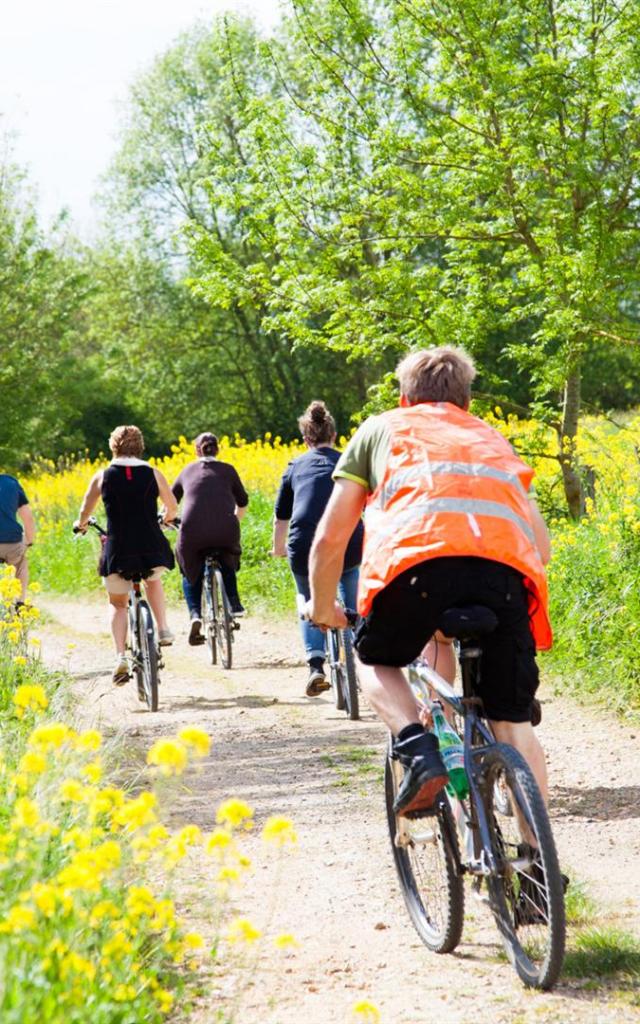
[112,654,130,686]
[158,628,174,646]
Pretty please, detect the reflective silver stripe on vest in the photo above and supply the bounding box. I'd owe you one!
[368,497,536,546]
[378,461,528,507]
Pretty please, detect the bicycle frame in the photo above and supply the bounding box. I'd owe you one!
[407,652,535,879]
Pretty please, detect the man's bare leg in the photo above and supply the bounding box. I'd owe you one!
[490,719,549,803]
[357,662,423,734]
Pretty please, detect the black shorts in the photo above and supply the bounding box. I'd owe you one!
[354,557,539,724]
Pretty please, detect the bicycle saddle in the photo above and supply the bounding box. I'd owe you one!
[201,548,226,560]
[437,605,498,640]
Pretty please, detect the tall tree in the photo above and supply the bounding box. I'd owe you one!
[107,17,385,439]
[192,0,640,515]
[0,162,89,467]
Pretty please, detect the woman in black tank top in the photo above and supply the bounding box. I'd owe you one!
[75,426,178,685]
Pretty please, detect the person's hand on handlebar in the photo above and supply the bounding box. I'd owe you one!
[306,598,349,631]
[72,519,88,535]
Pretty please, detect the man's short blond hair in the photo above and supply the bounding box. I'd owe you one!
[396,346,476,408]
[109,425,145,458]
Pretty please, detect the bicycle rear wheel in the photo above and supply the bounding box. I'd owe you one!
[203,567,217,665]
[479,743,565,989]
[215,569,233,670]
[384,745,464,953]
[340,627,359,720]
[137,601,159,712]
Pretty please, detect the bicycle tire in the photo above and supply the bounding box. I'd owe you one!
[215,569,233,670]
[340,627,359,720]
[384,747,464,953]
[328,630,345,711]
[129,604,145,702]
[137,601,159,712]
[203,567,217,665]
[479,743,565,989]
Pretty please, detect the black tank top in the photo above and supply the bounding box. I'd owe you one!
[100,463,174,577]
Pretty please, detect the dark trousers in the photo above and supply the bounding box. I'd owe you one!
[182,563,241,616]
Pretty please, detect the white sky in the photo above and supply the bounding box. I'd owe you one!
[1,0,281,238]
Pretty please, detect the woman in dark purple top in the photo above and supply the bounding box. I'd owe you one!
[172,432,249,644]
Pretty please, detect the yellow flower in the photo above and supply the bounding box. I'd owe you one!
[274,932,298,949]
[177,726,211,757]
[216,798,254,830]
[29,637,41,647]
[226,916,262,944]
[28,722,74,750]
[177,824,202,846]
[205,827,233,856]
[262,816,297,846]
[113,983,136,1001]
[146,738,188,776]
[351,1001,381,1022]
[217,866,240,884]
[155,989,174,1013]
[12,655,28,667]
[75,729,102,752]
[28,581,41,594]
[59,778,86,803]
[0,904,36,933]
[18,751,47,775]
[11,797,40,830]
[112,791,157,830]
[183,931,204,949]
[13,683,48,717]
[30,882,57,917]
[82,759,103,784]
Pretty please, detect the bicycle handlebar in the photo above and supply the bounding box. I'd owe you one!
[73,515,180,537]
[73,516,107,537]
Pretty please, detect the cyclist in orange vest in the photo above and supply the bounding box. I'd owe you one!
[308,347,551,818]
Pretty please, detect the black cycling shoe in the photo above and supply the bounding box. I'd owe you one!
[392,730,448,818]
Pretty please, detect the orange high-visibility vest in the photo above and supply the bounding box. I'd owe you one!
[358,403,552,650]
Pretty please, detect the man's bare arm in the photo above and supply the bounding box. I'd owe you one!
[271,518,289,557]
[309,479,367,627]
[17,505,36,545]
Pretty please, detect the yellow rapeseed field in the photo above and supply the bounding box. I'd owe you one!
[26,435,307,520]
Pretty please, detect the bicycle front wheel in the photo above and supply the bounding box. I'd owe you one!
[215,569,233,670]
[328,630,345,710]
[479,743,565,990]
[340,627,359,720]
[384,747,464,953]
[137,601,159,712]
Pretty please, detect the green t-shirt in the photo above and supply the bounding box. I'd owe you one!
[333,416,392,494]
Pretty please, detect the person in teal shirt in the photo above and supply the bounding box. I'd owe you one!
[0,473,36,603]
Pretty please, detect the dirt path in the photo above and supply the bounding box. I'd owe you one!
[37,595,640,1024]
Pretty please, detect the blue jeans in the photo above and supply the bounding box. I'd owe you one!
[182,563,241,617]
[292,566,359,663]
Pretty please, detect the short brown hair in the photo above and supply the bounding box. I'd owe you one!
[396,346,476,408]
[109,425,145,458]
[298,401,336,446]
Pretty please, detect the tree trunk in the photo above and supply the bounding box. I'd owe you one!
[557,367,584,519]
